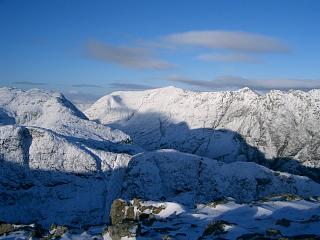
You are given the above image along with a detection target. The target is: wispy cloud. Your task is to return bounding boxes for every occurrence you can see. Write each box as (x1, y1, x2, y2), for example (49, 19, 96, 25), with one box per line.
(162, 30, 289, 53)
(71, 84, 103, 88)
(64, 90, 102, 103)
(167, 75, 320, 91)
(86, 40, 174, 70)
(197, 53, 262, 63)
(12, 81, 47, 86)
(109, 83, 156, 91)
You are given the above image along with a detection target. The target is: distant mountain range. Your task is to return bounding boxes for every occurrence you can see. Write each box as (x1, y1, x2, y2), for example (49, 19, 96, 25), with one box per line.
(1, 86, 320, 238)
(86, 86, 320, 181)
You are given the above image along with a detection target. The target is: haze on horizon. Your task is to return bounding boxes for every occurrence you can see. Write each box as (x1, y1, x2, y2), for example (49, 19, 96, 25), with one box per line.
(1, 0, 320, 103)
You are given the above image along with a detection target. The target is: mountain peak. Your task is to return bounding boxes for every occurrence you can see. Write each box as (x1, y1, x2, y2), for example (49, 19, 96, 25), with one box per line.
(157, 85, 184, 92)
(236, 87, 259, 94)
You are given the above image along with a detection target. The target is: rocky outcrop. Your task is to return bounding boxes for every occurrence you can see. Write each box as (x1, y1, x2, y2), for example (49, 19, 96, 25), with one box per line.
(103, 197, 320, 240)
(121, 150, 320, 205)
(104, 198, 167, 240)
(104, 199, 142, 240)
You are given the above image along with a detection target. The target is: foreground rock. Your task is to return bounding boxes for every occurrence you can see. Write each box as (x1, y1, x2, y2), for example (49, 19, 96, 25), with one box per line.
(104, 197, 320, 240)
(104, 198, 167, 240)
(1, 197, 320, 239)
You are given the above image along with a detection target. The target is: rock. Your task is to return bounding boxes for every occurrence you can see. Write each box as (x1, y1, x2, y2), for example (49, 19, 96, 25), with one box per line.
(104, 222, 140, 240)
(49, 225, 68, 239)
(237, 233, 267, 240)
(276, 218, 291, 227)
(30, 224, 46, 238)
(136, 203, 165, 215)
(206, 198, 229, 208)
(121, 150, 320, 205)
(132, 198, 142, 208)
(266, 228, 282, 237)
(110, 199, 129, 225)
(0, 223, 14, 235)
(106, 199, 141, 240)
(201, 220, 229, 237)
(109, 198, 161, 226)
(126, 206, 135, 221)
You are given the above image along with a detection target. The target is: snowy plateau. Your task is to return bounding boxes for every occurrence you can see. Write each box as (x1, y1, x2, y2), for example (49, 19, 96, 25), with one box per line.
(1, 86, 320, 240)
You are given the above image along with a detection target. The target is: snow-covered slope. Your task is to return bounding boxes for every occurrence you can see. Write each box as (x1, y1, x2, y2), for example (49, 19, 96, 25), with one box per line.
(1, 87, 320, 230)
(85, 86, 320, 179)
(0, 124, 140, 228)
(0, 88, 141, 227)
(2, 198, 320, 239)
(0, 88, 129, 142)
(122, 150, 320, 205)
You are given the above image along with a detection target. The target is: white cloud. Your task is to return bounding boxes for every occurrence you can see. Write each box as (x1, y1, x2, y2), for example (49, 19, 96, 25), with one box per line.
(167, 75, 320, 91)
(86, 40, 174, 70)
(163, 30, 289, 53)
(12, 81, 47, 86)
(109, 83, 156, 91)
(197, 53, 262, 63)
(71, 84, 103, 88)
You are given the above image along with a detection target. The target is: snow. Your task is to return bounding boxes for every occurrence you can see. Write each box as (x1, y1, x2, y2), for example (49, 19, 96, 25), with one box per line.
(0, 87, 130, 143)
(2, 198, 319, 239)
(137, 201, 185, 218)
(1, 86, 320, 237)
(122, 150, 320, 206)
(0, 88, 142, 227)
(85, 86, 320, 179)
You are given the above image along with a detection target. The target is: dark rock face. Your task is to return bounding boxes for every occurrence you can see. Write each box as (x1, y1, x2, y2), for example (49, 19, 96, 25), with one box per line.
(106, 223, 139, 240)
(106, 198, 168, 239)
(0, 224, 14, 235)
(107, 199, 140, 240)
(110, 199, 132, 225)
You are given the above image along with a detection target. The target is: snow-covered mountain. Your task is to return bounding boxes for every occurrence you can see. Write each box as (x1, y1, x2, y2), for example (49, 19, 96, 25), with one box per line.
(1, 86, 320, 232)
(85, 86, 320, 180)
(0, 88, 140, 227)
(0, 88, 129, 142)
(0, 124, 139, 228)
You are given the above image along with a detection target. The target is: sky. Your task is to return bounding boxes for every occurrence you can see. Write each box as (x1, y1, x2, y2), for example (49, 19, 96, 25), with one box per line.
(1, 0, 320, 102)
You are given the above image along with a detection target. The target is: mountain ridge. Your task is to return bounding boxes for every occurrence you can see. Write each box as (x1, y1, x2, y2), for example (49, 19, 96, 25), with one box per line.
(1, 86, 320, 230)
(85, 86, 320, 181)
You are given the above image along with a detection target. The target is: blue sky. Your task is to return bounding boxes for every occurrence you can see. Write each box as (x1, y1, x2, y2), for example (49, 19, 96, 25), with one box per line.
(1, 0, 320, 101)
